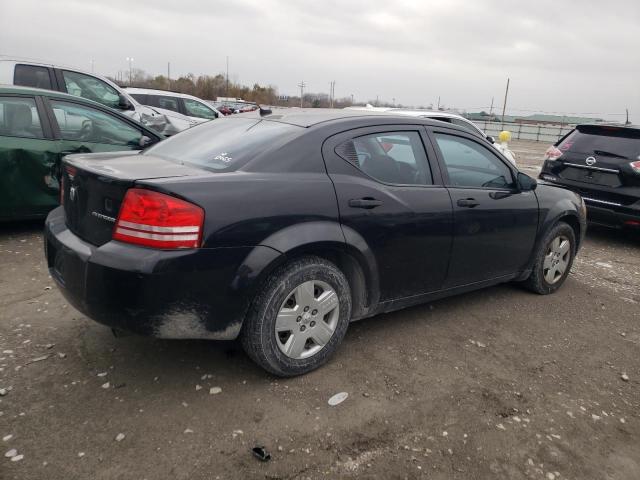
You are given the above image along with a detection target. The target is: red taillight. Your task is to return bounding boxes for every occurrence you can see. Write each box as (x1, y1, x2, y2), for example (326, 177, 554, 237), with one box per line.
(630, 161, 640, 174)
(545, 146, 563, 161)
(60, 175, 65, 205)
(113, 188, 204, 249)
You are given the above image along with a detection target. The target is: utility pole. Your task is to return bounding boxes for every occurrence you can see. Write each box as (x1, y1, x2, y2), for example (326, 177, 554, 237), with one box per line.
(226, 56, 230, 98)
(298, 80, 306, 108)
(167, 62, 171, 88)
(437, 96, 440, 110)
(126, 57, 134, 86)
(350, 93, 354, 105)
(489, 96, 494, 116)
(625, 108, 631, 125)
(501, 78, 510, 127)
(392, 97, 396, 106)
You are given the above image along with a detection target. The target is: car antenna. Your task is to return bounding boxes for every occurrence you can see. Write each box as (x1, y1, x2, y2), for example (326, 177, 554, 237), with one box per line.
(259, 105, 272, 116)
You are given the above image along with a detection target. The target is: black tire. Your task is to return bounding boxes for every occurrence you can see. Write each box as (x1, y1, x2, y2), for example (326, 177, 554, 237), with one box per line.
(240, 256, 352, 377)
(522, 222, 576, 295)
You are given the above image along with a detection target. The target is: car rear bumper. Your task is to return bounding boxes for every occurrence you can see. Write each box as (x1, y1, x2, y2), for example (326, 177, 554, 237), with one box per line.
(44, 206, 272, 340)
(539, 165, 640, 228)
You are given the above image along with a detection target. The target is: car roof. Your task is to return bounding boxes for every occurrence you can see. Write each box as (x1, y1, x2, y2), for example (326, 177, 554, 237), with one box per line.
(346, 105, 470, 121)
(0, 84, 107, 105)
(126, 87, 205, 101)
(259, 108, 450, 128)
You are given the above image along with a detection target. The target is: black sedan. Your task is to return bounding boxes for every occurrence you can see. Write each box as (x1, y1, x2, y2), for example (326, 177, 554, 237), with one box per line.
(45, 110, 586, 376)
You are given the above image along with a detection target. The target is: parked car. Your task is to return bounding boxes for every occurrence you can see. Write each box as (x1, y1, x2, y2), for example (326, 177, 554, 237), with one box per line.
(539, 124, 640, 229)
(212, 103, 234, 116)
(126, 88, 223, 122)
(45, 109, 586, 376)
(346, 105, 517, 164)
(0, 86, 163, 220)
(0, 56, 198, 136)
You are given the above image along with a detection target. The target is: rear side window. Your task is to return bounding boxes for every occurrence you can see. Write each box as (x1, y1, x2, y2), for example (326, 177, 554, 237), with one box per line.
(144, 118, 301, 172)
(0, 96, 44, 139)
(14, 64, 53, 90)
(147, 95, 180, 112)
(336, 131, 432, 185)
(558, 126, 640, 159)
(61, 70, 120, 109)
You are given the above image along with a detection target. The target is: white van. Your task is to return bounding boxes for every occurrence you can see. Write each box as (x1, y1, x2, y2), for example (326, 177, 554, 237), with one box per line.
(126, 88, 223, 122)
(0, 56, 198, 136)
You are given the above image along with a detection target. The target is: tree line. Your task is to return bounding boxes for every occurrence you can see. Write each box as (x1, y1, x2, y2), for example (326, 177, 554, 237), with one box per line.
(109, 68, 392, 108)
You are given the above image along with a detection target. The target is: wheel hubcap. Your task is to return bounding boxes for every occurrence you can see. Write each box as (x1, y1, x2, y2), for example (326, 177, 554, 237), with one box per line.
(275, 280, 340, 359)
(543, 235, 571, 284)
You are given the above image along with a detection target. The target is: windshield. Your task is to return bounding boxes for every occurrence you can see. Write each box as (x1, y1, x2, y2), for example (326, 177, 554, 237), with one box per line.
(143, 118, 302, 171)
(558, 126, 640, 159)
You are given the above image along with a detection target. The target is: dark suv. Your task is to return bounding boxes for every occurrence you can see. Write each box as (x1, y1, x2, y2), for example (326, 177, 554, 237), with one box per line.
(539, 124, 640, 229)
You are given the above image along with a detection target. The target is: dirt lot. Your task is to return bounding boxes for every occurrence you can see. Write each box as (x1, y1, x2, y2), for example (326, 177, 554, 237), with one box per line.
(1, 140, 639, 480)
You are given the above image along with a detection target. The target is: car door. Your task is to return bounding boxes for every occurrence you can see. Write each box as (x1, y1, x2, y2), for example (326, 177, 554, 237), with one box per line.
(0, 94, 61, 219)
(43, 98, 159, 159)
(428, 128, 538, 287)
(323, 126, 453, 303)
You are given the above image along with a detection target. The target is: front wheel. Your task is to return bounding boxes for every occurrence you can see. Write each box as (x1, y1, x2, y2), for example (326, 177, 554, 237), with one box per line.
(522, 222, 577, 295)
(240, 256, 351, 376)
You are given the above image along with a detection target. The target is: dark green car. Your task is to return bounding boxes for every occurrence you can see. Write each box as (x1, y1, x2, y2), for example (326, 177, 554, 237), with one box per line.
(0, 86, 164, 220)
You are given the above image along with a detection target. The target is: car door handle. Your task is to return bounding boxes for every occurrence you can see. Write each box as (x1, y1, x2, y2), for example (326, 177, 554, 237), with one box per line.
(349, 198, 383, 209)
(457, 198, 479, 208)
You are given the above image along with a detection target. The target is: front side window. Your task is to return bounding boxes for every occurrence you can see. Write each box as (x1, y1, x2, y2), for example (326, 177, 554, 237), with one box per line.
(0, 97, 44, 139)
(183, 98, 217, 119)
(50, 100, 142, 147)
(435, 133, 514, 189)
(61, 71, 120, 109)
(14, 65, 53, 90)
(336, 131, 432, 185)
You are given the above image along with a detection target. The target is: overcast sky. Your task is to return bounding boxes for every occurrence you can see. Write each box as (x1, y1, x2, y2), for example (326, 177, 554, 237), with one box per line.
(2, 0, 638, 121)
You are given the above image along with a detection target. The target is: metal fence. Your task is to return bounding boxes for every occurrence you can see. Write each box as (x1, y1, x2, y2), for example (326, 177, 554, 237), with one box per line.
(472, 120, 574, 143)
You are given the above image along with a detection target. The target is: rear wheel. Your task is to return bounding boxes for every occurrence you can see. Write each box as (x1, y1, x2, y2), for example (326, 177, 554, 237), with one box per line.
(241, 256, 351, 376)
(523, 222, 576, 294)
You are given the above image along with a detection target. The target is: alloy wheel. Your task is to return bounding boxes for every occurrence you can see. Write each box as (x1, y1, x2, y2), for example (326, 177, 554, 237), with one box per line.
(543, 235, 571, 284)
(275, 280, 340, 359)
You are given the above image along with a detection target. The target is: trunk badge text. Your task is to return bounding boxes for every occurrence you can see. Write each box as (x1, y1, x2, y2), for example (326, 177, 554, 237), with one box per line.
(91, 211, 116, 223)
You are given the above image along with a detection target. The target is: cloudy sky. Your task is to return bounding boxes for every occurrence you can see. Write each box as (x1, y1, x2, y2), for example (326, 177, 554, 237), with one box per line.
(2, 0, 639, 121)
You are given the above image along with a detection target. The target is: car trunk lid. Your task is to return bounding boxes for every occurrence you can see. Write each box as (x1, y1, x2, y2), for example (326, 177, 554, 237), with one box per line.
(62, 152, 207, 246)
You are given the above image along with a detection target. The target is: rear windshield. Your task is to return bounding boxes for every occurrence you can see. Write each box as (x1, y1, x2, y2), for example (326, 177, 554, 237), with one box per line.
(143, 118, 302, 171)
(558, 126, 640, 159)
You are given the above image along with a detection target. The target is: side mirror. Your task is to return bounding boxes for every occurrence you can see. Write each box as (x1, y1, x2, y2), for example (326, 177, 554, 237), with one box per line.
(517, 172, 537, 191)
(118, 94, 134, 111)
(139, 135, 153, 148)
(486, 135, 495, 144)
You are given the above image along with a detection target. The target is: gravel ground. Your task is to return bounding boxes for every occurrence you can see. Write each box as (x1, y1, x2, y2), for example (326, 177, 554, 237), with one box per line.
(1, 140, 639, 480)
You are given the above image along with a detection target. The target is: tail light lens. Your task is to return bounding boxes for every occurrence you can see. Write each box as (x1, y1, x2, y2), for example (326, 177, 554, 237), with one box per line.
(544, 146, 563, 161)
(60, 175, 65, 205)
(113, 188, 204, 249)
(630, 161, 640, 174)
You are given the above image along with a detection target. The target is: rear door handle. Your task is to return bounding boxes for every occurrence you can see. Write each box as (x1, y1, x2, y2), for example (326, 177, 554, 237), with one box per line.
(457, 198, 479, 208)
(349, 198, 383, 209)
